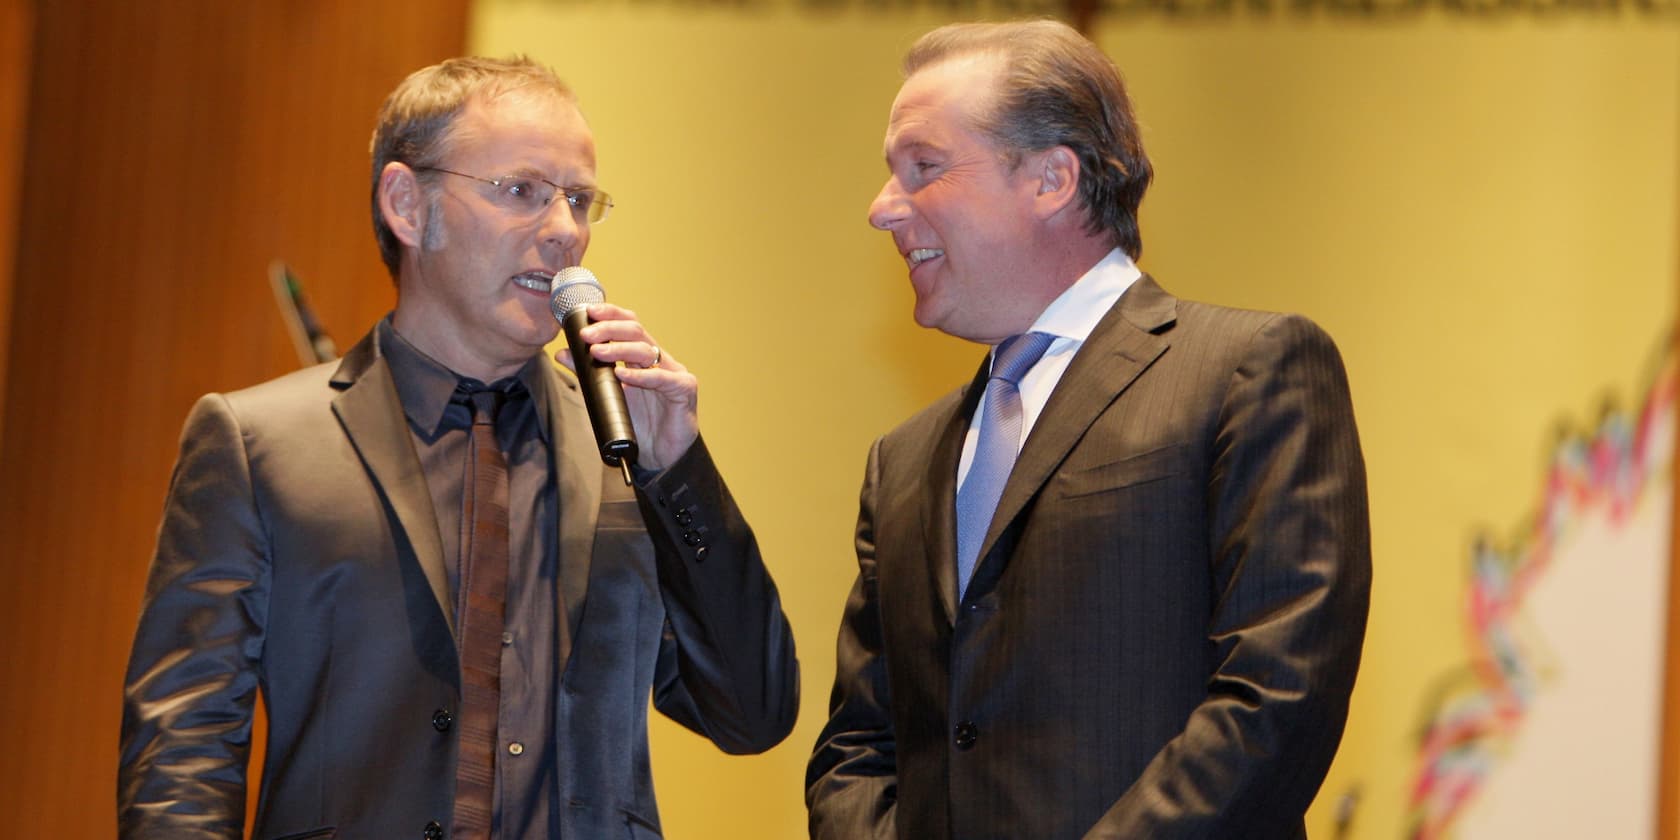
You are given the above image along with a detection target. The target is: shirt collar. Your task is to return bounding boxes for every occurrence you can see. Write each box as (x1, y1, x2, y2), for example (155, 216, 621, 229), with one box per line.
(377, 317, 551, 443)
(1025, 247, 1141, 345)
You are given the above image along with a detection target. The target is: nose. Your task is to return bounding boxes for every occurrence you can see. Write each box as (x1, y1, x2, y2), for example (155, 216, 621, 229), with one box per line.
(539, 198, 587, 262)
(867, 177, 908, 231)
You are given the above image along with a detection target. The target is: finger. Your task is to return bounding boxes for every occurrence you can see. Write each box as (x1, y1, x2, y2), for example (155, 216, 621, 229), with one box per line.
(578, 318, 653, 348)
(616, 365, 697, 399)
(591, 340, 681, 372)
(585, 301, 638, 323)
(577, 303, 646, 344)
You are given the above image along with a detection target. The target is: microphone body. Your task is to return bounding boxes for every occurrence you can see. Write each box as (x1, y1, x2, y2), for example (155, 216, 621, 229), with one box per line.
(551, 267, 638, 470)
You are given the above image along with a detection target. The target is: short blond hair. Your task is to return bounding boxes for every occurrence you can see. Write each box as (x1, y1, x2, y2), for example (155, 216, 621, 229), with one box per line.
(368, 56, 574, 279)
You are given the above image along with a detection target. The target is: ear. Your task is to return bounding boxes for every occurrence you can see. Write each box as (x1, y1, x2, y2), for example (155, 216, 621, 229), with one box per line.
(1030, 146, 1081, 221)
(377, 162, 427, 249)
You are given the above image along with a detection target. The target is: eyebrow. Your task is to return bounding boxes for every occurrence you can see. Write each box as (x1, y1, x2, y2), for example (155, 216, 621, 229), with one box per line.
(503, 166, 598, 190)
(883, 138, 939, 165)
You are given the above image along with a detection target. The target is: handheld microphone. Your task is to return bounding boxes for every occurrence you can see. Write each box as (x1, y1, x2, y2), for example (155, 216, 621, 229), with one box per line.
(550, 266, 638, 485)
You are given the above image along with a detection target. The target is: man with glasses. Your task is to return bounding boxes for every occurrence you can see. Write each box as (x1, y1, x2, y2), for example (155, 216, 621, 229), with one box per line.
(119, 56, 797, 840)
(807, 21, 1370, 839)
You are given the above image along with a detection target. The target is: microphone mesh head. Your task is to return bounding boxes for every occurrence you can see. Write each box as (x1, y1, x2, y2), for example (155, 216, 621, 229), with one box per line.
(550, 266, 605, 321)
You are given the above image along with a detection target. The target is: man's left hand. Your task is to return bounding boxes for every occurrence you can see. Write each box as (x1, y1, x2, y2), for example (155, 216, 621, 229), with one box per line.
(554, 301, 697, 472)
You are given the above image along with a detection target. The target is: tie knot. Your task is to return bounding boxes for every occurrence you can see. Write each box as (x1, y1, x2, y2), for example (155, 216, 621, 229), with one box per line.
(990, 332, 1055, 386)
(467, 389, 502, 423)
(453, 378, 525, 424)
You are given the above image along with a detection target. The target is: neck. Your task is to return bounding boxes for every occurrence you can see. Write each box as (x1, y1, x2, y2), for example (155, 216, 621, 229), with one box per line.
(978, 235, 1117, 344)
(390, 303, 530, 384)
(1041, 231, 1119, 288)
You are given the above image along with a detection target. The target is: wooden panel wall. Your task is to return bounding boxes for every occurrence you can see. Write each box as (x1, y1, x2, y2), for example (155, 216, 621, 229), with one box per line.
(0, 1, 466, 833)
(0, 0, 33, 446)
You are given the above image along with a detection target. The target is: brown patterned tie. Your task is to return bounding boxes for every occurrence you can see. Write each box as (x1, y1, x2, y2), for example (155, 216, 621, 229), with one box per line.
(451, 387, 509, 840)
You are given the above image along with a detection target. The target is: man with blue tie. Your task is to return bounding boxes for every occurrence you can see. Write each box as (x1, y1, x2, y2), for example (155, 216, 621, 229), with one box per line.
(807, 20, 1372, 839)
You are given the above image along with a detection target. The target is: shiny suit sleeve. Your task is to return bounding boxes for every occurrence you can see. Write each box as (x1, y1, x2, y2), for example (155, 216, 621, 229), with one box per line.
(641, 436, 801, 754)
(118, 393, 267, 840)
(1084, 313, 1371, 838)
(805, 436, 898, 840)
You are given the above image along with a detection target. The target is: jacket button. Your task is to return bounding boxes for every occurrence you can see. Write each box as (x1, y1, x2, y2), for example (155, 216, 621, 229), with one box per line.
(431, 709, 452, 732)
(676, 509, 694, 526)
(694, 546, 709, 563)
(423, 820, 444, 840)
(954, 721, 978, 750)
(682, 529, 703, 547)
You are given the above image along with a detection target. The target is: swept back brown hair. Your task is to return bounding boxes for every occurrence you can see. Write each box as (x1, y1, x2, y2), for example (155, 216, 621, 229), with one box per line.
(905, 21, 1152, 259)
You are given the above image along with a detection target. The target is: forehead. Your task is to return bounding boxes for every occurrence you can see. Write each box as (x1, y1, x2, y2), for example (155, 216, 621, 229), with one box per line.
(448, 90, 596, 174)
(883, 54, 1003, 154)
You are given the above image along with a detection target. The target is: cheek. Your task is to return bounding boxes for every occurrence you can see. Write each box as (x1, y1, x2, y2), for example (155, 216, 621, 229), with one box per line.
(910, 192, 950, 236)
(920, 185, 982, 238)
(481, 222, 535, 260)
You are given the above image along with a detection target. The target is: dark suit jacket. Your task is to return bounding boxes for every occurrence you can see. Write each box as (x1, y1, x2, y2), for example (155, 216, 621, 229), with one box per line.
(120, 327, 798, 840)
(807, 276, 1371, 840)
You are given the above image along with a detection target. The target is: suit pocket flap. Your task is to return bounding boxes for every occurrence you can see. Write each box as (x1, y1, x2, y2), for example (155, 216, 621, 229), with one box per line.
(1057, 443, 1187, 498)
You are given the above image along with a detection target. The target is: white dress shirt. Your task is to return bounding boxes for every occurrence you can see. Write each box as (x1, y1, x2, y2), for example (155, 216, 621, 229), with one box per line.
(957, 248, 1141, 488)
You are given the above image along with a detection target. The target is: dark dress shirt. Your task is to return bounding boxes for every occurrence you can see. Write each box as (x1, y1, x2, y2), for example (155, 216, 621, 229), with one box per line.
(380, 319, 560, 839)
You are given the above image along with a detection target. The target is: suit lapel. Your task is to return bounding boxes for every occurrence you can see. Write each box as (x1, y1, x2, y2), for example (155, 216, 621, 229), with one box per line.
(330, 332, 454, 639)
(536, 362, 599, 672)
(926, 365, 988, 625)
(969, 275, 1178, 593)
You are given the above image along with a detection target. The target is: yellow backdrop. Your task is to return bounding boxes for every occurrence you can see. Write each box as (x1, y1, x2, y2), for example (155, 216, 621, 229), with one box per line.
(472, 4, 1678, 837)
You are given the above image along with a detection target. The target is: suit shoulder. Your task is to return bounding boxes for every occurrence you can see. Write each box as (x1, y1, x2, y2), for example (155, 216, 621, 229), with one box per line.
(228, 360, 338, 410)
(178, 360, 341, 437)
(1171, 294, 1337, 341)
(1167, 297, 1346, 365)
(1161, 303, 1356, 424)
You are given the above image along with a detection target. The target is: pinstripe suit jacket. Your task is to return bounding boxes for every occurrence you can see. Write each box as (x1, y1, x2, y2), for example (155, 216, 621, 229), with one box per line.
(808, 275, 1371, 839)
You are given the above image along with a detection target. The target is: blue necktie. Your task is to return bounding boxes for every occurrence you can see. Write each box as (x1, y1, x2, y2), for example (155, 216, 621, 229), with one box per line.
(955, 332, 1055, 599)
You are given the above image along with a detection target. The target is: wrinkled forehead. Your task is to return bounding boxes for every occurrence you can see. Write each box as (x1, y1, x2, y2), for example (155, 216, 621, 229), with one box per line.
(478, 81, 577, 113)
(884, 53, 1003, 152)
(446, 89, 594, 165)
(454, 86, 584, 135)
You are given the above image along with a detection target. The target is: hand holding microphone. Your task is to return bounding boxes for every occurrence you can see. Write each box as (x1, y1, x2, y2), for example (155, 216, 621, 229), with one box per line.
(551, 267, 698, 483)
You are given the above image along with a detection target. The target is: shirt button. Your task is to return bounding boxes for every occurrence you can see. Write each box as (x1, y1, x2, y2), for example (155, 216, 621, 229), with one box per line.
(431, 709, 452, 732)
(507, 741, 524, 756)
(954, 721, 978, 751)
(501, 631, 513, 646)
(423, 820, 444, 840)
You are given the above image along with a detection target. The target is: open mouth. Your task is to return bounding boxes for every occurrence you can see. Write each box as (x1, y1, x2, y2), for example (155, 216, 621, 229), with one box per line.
(907, 248, 944, 269)
(513, 271, 553, 293)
